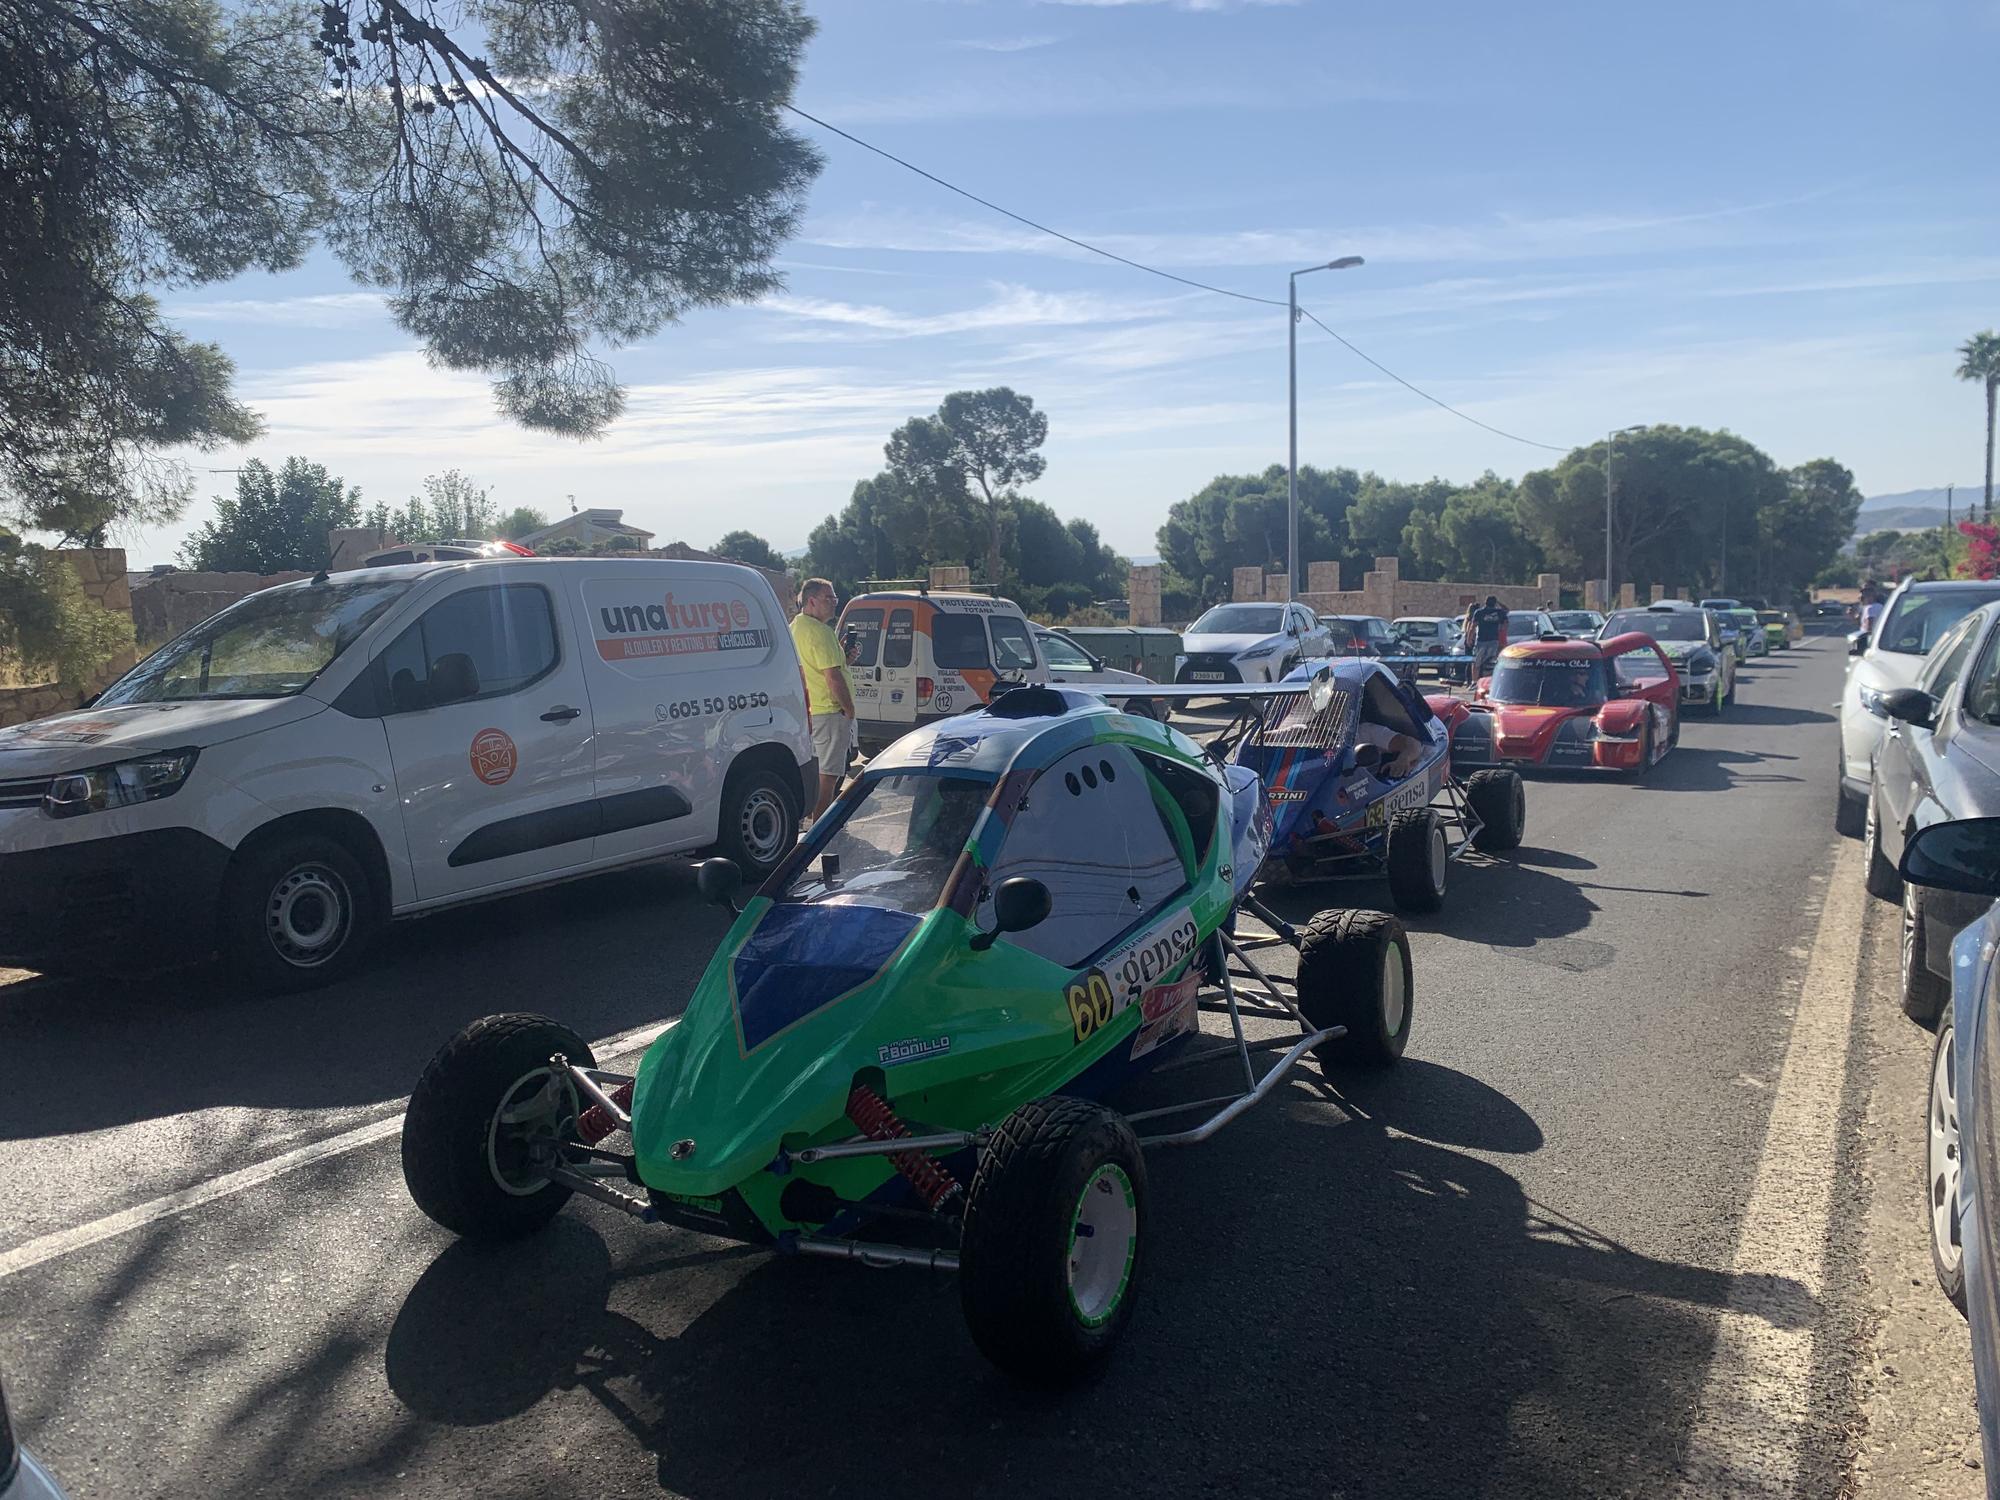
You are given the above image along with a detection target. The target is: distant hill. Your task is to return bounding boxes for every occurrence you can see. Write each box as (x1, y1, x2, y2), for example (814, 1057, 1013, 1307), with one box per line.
(1855, 485, 1985, 538)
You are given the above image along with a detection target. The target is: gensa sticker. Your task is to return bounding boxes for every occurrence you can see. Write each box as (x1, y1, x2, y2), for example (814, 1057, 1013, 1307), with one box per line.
(470, 727, 517, 785)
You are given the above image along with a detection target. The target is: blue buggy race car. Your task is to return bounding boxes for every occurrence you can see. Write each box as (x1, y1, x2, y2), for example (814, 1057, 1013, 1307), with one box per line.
(1145, 660, 1526, 913)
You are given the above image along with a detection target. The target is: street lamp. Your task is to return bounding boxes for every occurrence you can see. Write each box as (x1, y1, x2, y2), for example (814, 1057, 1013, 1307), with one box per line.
(1288, 256, 1365, 597)
(1604, 425, 1644, 604)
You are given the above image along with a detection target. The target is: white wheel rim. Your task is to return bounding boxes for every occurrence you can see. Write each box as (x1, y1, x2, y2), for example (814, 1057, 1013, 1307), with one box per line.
(486, 1066, 580, 1197)
(1427, 823, 1447, 892)
(739, 787, 789, 864)
(1379, 942, 1408, 1038)
(1931, 1027, 1963, 1276)
(1068, 1163, 1138, 1327)
(266, 863, 352, 968)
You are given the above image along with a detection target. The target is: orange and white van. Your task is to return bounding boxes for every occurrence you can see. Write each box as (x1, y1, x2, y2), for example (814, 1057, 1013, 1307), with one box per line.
(836, 591, 1045, 755)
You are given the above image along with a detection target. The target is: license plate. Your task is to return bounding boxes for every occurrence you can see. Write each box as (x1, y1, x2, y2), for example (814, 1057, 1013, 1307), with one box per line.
(1192, 671, 1223, 681)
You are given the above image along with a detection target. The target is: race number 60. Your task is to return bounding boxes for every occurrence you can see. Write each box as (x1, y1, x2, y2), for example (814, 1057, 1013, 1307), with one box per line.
(1066, 970, 1116, 1043)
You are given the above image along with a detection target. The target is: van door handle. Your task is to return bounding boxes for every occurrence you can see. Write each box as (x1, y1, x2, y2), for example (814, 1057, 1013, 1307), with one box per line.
(540, 705, 582, 722)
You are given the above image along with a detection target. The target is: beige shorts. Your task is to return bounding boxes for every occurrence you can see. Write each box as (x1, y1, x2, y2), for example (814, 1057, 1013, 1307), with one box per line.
(811, 714, 856, 778)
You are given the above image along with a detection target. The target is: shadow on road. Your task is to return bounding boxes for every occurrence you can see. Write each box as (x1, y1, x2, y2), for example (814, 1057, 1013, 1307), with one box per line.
(1635, 746, 1801, 794)
(373, 1059, 1808, 1498)
(1716, 702, 1833, 728)
(0, 860, 730, 1139)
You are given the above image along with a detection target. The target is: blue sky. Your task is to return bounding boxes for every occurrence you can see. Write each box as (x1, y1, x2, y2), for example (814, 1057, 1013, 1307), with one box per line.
(138, 0, 2000, 568)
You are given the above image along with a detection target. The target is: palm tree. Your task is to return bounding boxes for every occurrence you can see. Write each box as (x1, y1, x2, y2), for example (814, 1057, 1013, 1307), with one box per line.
(1958, 331, 2000, 521)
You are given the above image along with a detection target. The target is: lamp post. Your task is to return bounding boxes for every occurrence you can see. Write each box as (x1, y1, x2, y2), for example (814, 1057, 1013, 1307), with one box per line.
(1288, 255, 1365, 597)
(1604, 425, 1644, 605)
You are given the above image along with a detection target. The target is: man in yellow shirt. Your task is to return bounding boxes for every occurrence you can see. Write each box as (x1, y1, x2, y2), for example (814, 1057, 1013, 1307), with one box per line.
(791, 578, 856, 818)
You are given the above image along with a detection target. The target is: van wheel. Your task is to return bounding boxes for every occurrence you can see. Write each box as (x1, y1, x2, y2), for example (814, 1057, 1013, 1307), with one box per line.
(717, 764, 799, 878)
(220, 833, 377, 994)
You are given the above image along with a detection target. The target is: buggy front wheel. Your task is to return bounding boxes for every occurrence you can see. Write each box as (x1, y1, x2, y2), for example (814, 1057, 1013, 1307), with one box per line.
(1295, 909, 1414, 1068)
(959, 1097, 1146, 1384)
(402, 1013, 595, 1241)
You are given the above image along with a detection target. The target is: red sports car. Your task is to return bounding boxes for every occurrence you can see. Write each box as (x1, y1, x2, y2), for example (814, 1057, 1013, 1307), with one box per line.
(1446, 632, 1680, 774)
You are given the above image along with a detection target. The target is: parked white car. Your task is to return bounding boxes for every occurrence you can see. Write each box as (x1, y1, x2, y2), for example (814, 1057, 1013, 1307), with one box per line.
(1837, 578, 2000, 836)
(1033, 628, 1160, 716)
(0, 557, 814, 991)
(1174, 602, 1330, 684)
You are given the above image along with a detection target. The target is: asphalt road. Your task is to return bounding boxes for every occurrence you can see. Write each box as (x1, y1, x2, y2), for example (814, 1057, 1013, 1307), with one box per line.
(0, 638, 1922, 1498)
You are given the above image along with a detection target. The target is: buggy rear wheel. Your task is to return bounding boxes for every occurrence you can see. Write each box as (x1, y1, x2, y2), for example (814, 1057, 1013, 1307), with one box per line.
(402, 1013, 595, 1241)
(1385, 808, 1447, 913)
(1464, 768, 1526, 851)
(959, 1096, 1146, 1384)
(1295, 909, 1414, 1068)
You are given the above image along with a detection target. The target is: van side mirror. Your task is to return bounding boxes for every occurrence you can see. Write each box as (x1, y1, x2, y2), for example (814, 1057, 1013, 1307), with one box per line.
(1903, 817, 2000, 896)
(970, 876, 1052, 951)
(1848, 631, 1868, 658)
(429, 652, 481, 706)
(697, 856, 744, 912)
(1880, 687, 1937, 731)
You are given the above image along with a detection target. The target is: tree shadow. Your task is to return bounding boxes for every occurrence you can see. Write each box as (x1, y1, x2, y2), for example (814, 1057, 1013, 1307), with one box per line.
(0, 860, 732, 1140)
(378, 1061, 1809, 1498)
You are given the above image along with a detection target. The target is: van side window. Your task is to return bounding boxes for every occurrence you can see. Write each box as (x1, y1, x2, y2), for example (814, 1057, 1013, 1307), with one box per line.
(884, 609, 915, 669)
(989, 615, 1037, 672)
(844, 608, 884, 668)
(933, 615, 990, 670)
(982, 743, 1187, 967)
(378, 584, 559, 712)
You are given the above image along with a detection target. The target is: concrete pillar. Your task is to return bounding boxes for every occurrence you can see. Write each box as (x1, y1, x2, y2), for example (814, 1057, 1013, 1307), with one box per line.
(1535, 572, 1562, 607)
(1583, 579, 1605, 612)
(1128, 564, 1162, 627)
(1618, 583, 1638, 609)
(1305, 560, 1342, 595)
(1362, 567, 1395, 620)
(1264, 573, 1292, 602)
(1232, 566, 1265, 602)
(1373, 555, 1402, 584)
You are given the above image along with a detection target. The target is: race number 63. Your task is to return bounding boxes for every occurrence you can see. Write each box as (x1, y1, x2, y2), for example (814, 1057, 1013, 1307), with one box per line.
(1066, 970, 1116, 1043)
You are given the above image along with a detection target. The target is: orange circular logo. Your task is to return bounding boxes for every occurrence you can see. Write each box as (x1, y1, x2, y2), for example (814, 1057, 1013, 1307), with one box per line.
(470, 728, 517, 786)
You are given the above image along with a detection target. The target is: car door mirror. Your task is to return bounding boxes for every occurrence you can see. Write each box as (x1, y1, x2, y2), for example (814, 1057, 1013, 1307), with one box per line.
(971, 876, 1052, 951)
(697, 856, 744, 912)
(1849, 631, 1869, 657)
(428, 652, 481, 706)
(1880, 687, 1937, 730)
(1902, 817, 2000, 896)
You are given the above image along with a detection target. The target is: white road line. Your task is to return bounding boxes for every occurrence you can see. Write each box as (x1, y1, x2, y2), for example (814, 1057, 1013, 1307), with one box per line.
(1675, 836, 1866, 1498)
(0, 1017, 675, 1282)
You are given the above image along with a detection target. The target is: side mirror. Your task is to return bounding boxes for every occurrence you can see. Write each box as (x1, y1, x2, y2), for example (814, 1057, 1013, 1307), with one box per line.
(970, 876, 1052, 951)
(1879, 687, 1938, 731)
(1848, 632, 1869, 658)
(697, 856, 744, 912)
(1903, 817, 2000, 896)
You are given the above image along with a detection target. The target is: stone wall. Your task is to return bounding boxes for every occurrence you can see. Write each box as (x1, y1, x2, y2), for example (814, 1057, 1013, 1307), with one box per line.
(1128, 564, 1162, 627)
(0, 548, 139, 729)
(1237, 554, 1564, 621)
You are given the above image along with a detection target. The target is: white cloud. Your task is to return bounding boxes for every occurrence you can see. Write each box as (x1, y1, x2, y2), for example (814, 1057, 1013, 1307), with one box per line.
(167, 292, 390, 328)
(1036, 0, 1300, 9)
(946, 34, 1060, 51)
(759, 283, 1192, 339)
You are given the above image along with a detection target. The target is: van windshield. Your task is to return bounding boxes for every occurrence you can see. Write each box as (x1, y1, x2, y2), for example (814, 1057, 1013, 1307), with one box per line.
(97, 576, 416, 704)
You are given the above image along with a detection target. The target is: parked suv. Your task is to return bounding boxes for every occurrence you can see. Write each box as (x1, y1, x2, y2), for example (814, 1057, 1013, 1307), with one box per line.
(0, 558, 814, 991)
(1837, 578, 2000, 836)
(1175, 602, 1330, 684)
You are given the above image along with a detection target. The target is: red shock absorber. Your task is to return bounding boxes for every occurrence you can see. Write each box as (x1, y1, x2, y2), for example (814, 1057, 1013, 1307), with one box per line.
(845, 1083, 961, 1211)
(577, 1081, 634, 1145)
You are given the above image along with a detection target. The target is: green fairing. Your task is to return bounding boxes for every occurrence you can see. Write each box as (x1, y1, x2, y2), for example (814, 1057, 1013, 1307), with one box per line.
(628, 716, 1234, 1235)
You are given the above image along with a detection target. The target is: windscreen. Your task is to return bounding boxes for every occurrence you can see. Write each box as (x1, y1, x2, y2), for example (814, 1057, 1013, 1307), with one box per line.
(1488, 655, 1611, 707)
(1507, 612, 1546, 637)
(1603, 610, 1707, 643)
(780, 772, 993, 915)
(1191, 605, 1282, 635)
(1876, 587, 2000, 655)
(1549, 612, 1599, 633)
(97, 576, 415, 704)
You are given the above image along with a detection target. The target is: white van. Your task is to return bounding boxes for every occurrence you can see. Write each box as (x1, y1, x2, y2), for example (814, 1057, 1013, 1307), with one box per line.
(0, 558, 813, 991)
(837, 590, 1159, 755)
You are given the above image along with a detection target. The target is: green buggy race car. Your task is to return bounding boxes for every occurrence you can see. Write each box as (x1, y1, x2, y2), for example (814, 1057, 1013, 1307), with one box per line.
(400, 682, 1417, 1383)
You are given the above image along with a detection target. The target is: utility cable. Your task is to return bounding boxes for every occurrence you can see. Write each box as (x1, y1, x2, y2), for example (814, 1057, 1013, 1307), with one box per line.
(783, 102, 1576, 454)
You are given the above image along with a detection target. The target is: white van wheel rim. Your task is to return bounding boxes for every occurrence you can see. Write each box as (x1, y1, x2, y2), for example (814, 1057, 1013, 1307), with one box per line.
(1380, 943, 1407, 1037)
(267, 863, 352, 967)
(1068, 1163, 1138, 1326)
(738, 787, 788, 864)
(1931, 1027, 1963, 1274)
